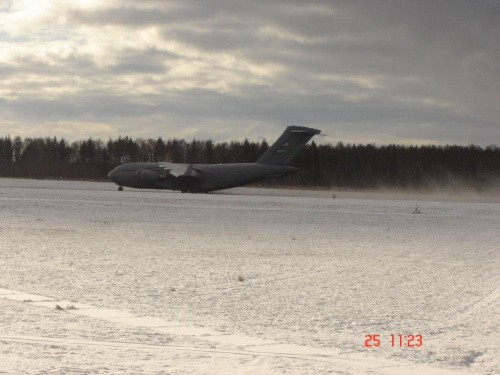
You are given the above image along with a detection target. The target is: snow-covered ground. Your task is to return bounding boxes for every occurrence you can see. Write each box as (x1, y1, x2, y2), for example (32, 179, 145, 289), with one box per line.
(0, 178, 498, 374)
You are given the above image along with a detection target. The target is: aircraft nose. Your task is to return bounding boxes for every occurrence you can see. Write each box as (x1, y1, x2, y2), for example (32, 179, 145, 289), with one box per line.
(108, 169, 117, 182)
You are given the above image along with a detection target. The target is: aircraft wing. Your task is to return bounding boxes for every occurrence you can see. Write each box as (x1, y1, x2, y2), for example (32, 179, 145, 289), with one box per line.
(160, 163, 201, 178)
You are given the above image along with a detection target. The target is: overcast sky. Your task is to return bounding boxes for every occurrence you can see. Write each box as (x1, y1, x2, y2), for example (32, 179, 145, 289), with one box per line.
(0, 0, 498, 146)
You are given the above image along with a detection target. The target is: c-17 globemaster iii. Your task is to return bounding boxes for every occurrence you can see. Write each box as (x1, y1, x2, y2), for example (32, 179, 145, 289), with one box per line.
(108, 125, 321, 193)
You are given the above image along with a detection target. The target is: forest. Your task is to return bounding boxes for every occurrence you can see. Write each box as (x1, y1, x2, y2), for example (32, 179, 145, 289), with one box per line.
(0, 135, 499, 191)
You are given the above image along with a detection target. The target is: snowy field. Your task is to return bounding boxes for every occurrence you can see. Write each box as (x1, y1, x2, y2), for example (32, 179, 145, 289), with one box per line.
(0, 178, 498, 375)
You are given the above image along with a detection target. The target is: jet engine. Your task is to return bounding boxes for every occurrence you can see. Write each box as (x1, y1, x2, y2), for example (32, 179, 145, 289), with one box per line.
(136, 169, 161, 182)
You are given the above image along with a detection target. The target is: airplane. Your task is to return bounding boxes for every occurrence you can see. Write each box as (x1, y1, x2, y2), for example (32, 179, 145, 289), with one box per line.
(108, 125, 321, 193)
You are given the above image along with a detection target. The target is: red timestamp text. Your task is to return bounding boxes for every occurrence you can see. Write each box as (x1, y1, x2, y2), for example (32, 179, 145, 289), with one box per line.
(364, 334, 423, 347)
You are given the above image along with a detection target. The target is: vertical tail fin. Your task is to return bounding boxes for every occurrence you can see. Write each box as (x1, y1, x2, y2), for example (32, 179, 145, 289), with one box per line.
(257, 125, 321, 165)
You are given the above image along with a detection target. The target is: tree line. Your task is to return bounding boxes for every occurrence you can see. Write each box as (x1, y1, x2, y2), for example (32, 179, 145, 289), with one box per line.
(0, 135, 498, 191)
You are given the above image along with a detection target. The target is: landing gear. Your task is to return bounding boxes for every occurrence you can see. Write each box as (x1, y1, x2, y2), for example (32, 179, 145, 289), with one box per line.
(118, 186, 123, 191)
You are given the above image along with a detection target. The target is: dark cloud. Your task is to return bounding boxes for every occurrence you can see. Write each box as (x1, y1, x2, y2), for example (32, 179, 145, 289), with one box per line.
(108, 48, 176, 74)
(68, 7, 181, 27)
(164, 28, 260, 52)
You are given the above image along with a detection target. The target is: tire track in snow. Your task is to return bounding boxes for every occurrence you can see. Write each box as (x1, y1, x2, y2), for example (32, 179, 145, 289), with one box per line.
(182, 265, 336, 299)
(0, 287, 467, 375)
(461, 285, 500, 318)
(0, 334, 466, 375)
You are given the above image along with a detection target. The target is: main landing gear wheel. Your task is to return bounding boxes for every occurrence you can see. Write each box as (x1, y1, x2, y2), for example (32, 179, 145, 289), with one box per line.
(118, 186, 123, 191)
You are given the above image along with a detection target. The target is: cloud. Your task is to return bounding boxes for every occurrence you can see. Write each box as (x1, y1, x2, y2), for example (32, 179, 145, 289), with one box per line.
(0, 0, 498, 146)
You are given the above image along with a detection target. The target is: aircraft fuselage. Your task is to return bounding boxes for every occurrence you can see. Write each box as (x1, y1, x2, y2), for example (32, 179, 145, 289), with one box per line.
(108, 162, 300, 193)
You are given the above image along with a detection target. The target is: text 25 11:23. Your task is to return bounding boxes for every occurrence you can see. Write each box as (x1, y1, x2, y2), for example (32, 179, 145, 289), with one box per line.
(365, 334, 423, 347)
